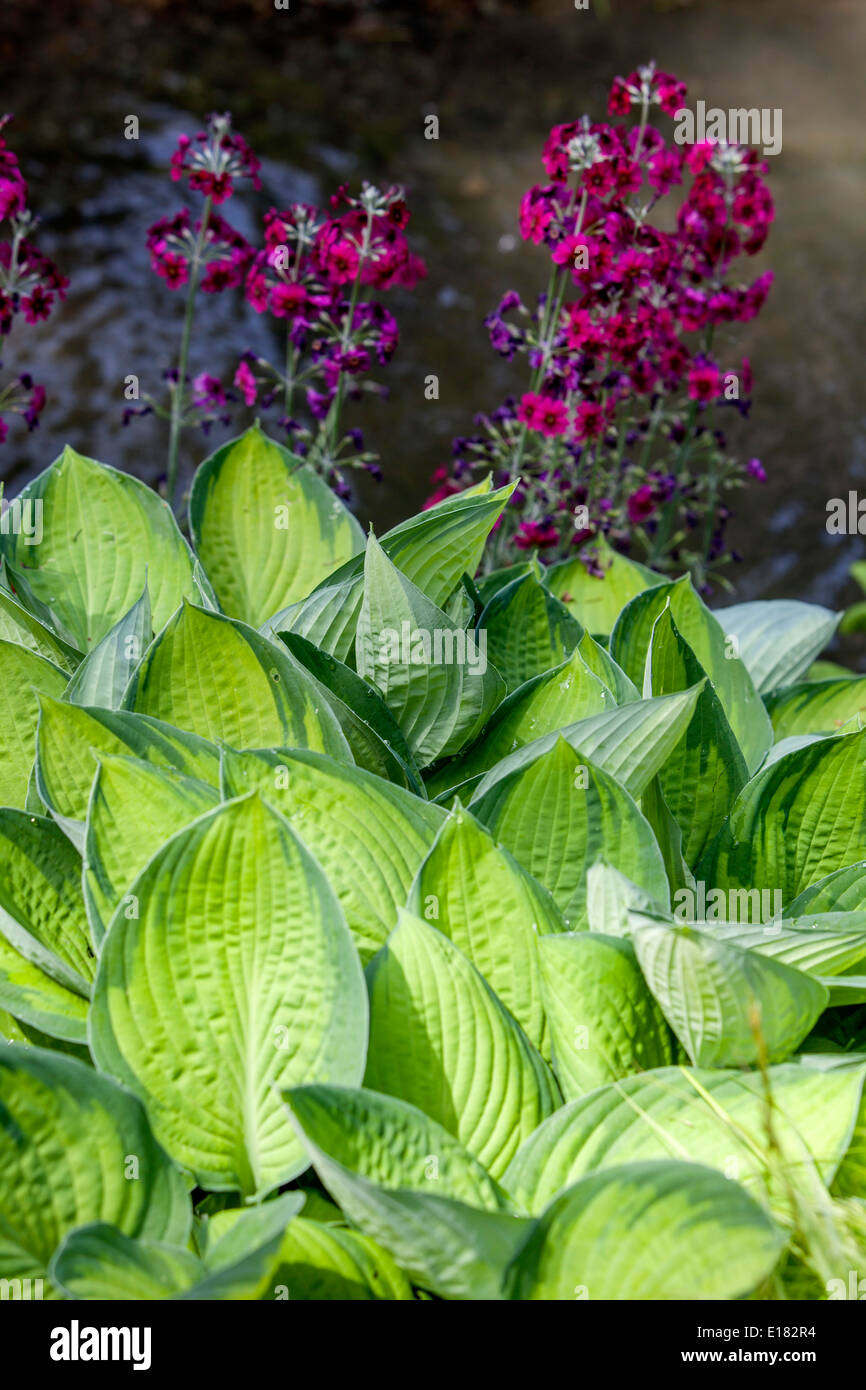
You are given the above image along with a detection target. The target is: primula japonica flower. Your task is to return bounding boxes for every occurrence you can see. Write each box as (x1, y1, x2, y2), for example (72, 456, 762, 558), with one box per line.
(169, 112, 262, 204)
(627, 485, 657, 524)
(432, 62, 774, 583)
(514, 519, 561, 550)
(146, 210, 252, 292)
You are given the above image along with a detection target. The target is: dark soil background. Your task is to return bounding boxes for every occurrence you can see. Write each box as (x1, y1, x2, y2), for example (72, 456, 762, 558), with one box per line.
(1, 0, 865, 630)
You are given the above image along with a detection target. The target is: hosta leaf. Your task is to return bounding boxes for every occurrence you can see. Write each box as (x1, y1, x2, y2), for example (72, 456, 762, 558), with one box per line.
(424, 644, 616, 799)
(575, 629, 640, 703)
(704, 727, 866, 907)
(469, 738, 669, 925)
(468, 686, 702, 804)
(189, 424, 364, 628)
(0, 810, 93, 995)
(89, 794, 368, 1197)
(0, 639, 68, 808)
(478, 567, 583, 693)
(63, 585, 152, 710)
(585, 862, 668, 937)
(407, 803, 565, 1056)
(0, 1045, 190, 1290)
(538, 932, 675, 1099)
(0, 588, 80, 671)
(50, 1223, 201, 1301)
(83, 754, 220, 946)
(786, 862, 866, 915)
(0, 935, 89, 1043)
(630, 918, 828, 1067)
(504, 1159, 784, 1300)
(355, 534, 505, 766)
(183, 1192, 307, 1300)
(0, 446, 198, 649)
(286, 1084, 528, 1300)
(766, 676, 866, 739)
(277, 629, 424, 793)
(364, 910, 560, 1178)
(718, 600, 839, 696)
(35, 694, 221, 849)
(645, 605, 748, 866)
(221, 747, 445, 963)
(700, 912, 866, 980)
(547, 537, 665, 636)
(611, 574, 772, 775)
(123, 602, 351, 759)
(269, 480, 515, 665)
(503, 1062, 865, 1216)
(266, 1217, 414, 1300)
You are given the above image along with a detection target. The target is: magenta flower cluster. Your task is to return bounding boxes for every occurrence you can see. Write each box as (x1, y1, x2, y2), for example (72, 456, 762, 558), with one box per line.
(0, 116, 67, 444)
(430, 62, 775, 584)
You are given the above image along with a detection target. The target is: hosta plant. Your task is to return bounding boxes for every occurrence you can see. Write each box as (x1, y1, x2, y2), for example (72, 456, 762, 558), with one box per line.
(2, 424, 866, 1301)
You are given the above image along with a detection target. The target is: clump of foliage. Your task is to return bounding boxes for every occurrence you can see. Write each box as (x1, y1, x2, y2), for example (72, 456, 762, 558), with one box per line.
(1, 424, 866, 1300)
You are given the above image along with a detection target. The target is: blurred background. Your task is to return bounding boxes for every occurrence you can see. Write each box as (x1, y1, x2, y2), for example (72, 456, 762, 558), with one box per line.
(1, 0, 864, 616)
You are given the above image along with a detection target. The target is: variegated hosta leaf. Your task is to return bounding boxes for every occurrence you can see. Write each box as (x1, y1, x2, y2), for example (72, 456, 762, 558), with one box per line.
(700, 912, 866, 980)
(786, 862, 866, 915)
(766, 675, 866, 739)
(424, 644, 616, 799)
(364, 910, 560, 1179)
(63, 586, 152, 710)
(576, 629, 640, 703)
(478, 566, 583, 693)
(644, 604, 748, 867)
(503, 1063, 866, 1217)
(355, 534, 504, 766)
(504, 1159, 784, 1300)
(0, 446, 199, 650)
(89, 794, 368, 1197)
(221, 746, 445, 964)
(611, 573, 772, 775)
(537, 932, 676, 1099)
(269, 479, 515, 665)
(123, 602, 352, 759)
(0, 639, 68, 808)
(546, 536, 666, 636)
(286, 1083, 528, 1300)
(630, 918, 827, 1067)
(0, 1045, 190, 1291)
(35, 694, 221, 850)
(83, 754, 220, 946)
(265, 1216, 414, 1300)
(407, 802, 566, 1057)
(470, 737, 669, 927)
(704, 726, 866, 907)
(0, 809, 93, 995)
(717, 600, 839, 696)
(188, 424, 364, 628)
(0, 588, 80, 671)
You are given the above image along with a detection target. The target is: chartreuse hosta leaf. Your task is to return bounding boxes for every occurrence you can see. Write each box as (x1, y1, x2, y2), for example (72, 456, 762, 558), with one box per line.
(51, 1192, 307, 1301)
(574, 629, 639, 702)
(537, 933, 676, 1099)
(277, 629, 424, 794)
(424, 644, 616, 799)
(546, 536, 666, 636)
(63, 585, 151, 710)
(700, 912, 866, 980)
(123, 602, 352, 759)
(0, 1046, 190, 1292)
(83, 755, 220, 946)
(504, 1159, 784, 1301)
(356, 534, 504, 766)
(478, 566, 583, 693)
(787, 861, 866, 915)
(89, 794, 368, 1197)
(0, 446, 199, 650)
(717, 600, 839, 696)
(611, 574, 772, 775)
(364, 910, 560, 1178)
(0, 639, 68, 808)
(469, 738, 669, 926)
(0, 588, 80, 671)
(221, 746, 445, 963)
(766, 676, 866, 739)
(585, 863, 669, 937)
(704, 727, 866, 907)
(503, 1062, 866, 1217)
(630, 917, 828, 1067)
(644, 605, 748, 867)
(269, 478, 515, 664)
(468, 686, 701, 805)
(265, 1216, 414, 1300)
(189, 423, 364, 628)
(406, 803, 565, 1057)
(35, 694, 221, 849)
(0, 810, 93, 996)
(285, 1084, 528, 1300)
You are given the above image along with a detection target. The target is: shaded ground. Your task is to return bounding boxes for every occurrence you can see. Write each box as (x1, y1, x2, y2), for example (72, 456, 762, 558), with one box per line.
(1, 0, 865, 636)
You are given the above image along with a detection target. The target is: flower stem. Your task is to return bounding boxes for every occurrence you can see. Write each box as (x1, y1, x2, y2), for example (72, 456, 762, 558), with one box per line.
(166, 194, 213, 512)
